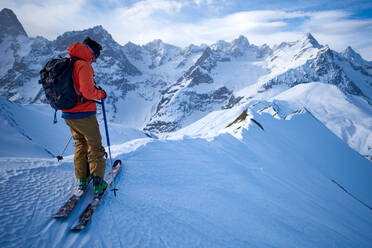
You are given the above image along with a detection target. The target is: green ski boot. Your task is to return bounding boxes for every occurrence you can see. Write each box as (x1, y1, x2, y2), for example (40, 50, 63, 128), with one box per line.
(78, 177, 91, 190)
(93, 176, 108, 197)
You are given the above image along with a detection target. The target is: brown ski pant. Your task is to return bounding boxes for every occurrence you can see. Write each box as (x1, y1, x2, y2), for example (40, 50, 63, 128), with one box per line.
(64, 115, 106, 178)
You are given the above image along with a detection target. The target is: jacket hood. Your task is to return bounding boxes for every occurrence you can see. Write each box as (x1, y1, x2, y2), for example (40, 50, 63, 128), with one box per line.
(67, 42, 93, 62)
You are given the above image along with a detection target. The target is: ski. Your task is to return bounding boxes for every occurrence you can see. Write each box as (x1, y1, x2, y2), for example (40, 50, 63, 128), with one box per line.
(53, 180, 92, 218)
(71, 160, 122, 231)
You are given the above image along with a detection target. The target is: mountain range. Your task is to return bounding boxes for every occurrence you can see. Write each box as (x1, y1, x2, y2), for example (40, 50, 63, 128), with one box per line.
(0, 7, 371, 161)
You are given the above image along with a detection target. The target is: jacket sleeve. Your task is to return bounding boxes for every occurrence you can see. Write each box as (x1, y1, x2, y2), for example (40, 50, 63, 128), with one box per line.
(76, 62, 106, 100)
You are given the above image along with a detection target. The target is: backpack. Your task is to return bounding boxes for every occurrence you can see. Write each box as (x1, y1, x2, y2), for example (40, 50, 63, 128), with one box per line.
(39, 57, 82, 122)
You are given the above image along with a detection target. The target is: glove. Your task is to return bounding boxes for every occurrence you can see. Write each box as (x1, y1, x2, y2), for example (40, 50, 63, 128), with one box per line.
(96, 86, 107, 99)
(101, 89, 107, 99)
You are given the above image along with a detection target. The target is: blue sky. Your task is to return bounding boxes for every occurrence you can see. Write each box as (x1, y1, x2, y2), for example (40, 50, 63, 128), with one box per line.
(1, 0, 372, 59)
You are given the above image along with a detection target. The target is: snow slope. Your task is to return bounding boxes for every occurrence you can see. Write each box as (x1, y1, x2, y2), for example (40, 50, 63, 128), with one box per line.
(269, 82, 372, 161)
(0, 97, 69, 158)
(0, 102, 371, 248)
(0, 97, 148, 159)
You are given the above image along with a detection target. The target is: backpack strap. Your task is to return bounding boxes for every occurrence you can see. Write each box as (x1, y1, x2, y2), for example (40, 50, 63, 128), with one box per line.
(70, 57, 88, 104)
(70, 57, 102, 105)
(53, 109, 58, 124)
(70, 57, 83, 96)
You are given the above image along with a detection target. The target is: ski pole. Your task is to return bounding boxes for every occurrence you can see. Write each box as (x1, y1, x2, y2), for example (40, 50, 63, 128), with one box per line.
(101, 99, 118, 196)
(57, 136, 73, 161)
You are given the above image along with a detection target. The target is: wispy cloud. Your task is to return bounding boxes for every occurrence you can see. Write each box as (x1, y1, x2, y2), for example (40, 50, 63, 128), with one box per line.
(193, 0, 216, 5)
(1, 0, 371, 59)
(300, 10, 372, 58)
(1, 0, 89, 37)
(302, 10, 372, 34)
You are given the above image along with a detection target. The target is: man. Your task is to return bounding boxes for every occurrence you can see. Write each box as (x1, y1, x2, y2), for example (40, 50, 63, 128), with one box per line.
(62, 37, 107, 196)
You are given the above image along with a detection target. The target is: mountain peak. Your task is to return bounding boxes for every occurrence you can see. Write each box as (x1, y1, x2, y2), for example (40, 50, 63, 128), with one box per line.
(54, 25, 114, 51)
(302, 32, 321, 49)
(146, 39, 164, 46)
(343, 46, 358, 56)
(232, 35, 249, 47)
(124, 41, 140, 48)
(234, 35, 249, 43)
(144, 39, 181, 54)
(144, 39, 167, 50)
(211, 40, 230, 52)
(90, 25, 110, 35)
(230, 35, 251, 57)
(342, 46, 366, 64)
(183, 44, 205, 54)
(0, 8, 27, 38)
(84, 25, 112, 40)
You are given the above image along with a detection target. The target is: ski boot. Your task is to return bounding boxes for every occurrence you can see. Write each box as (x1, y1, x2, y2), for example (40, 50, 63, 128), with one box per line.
(78, 176, 91, 190)
(93, 175, 108, 198)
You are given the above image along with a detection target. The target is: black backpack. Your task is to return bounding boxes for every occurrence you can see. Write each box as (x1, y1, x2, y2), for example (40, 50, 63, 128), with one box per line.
(39, 57, 82, 122)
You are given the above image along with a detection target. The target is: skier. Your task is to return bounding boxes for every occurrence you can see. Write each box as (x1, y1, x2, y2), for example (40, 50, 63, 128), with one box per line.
(62, 37, 108, 196)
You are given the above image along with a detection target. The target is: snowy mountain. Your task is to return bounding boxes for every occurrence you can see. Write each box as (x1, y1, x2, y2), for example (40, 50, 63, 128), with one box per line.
(0, 6, 371, 162)
(0, 8, 26, 39)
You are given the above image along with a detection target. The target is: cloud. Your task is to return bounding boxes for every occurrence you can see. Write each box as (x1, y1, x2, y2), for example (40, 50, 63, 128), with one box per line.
(104, 9, 308, 48)
(95, 0, 187, 45)
(117, 0, 184, 16)
(193, 0, 215, 5)
(300, 10, 372, 59)
(302, 10, 372, 34)
(1, 0, 371, 60)
(101, 9, 308, 47)
(1, 0, 88, 38)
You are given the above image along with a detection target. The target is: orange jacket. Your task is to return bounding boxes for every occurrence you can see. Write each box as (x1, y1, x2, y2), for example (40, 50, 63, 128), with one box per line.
(62, 42, 106, 113)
